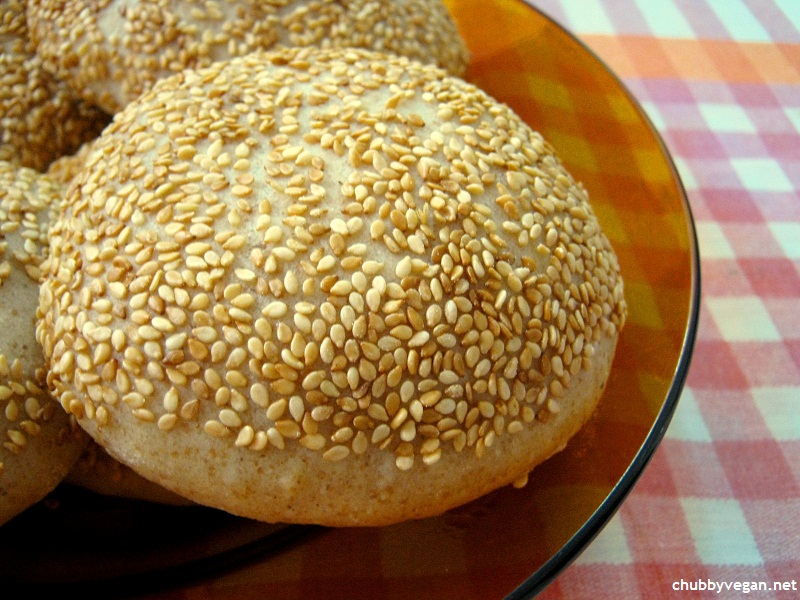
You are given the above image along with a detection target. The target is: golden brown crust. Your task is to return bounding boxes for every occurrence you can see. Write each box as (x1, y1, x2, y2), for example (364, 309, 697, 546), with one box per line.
(0, 0, 110, 172)
(27, 0, 469, 114)
(37, 47, 626, 526)
(0, 160, 87, 525)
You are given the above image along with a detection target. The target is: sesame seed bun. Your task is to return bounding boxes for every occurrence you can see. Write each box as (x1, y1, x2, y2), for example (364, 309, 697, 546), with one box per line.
(0, 0, 109, 172)
(37, 47, 626, 526)
(0, 160, 87, 525)
(26, 0, 469, 114)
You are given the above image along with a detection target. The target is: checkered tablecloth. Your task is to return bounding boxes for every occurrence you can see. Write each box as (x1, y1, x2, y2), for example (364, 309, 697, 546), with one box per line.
(532, 0, 800, 597)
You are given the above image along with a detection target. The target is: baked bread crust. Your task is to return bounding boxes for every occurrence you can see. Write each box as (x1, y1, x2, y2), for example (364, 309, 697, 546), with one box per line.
(37, 47, 626, 526)
(27, 0, 469, 114)
(0, 0, 109, 171)
(65, 440, 194, 505)
(0, 161, 87, 525)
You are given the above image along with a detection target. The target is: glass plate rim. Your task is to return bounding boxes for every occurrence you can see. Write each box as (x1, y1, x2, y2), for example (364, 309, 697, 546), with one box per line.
(503, 2, 702, 597)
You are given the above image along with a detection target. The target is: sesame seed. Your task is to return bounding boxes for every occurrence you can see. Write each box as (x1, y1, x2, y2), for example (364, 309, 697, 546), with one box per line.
(323, 445, 350, 462)
(300, 434, 326, 451)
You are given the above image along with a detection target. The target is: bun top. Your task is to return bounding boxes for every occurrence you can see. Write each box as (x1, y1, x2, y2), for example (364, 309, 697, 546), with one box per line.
(27, 0, 469, 113)
(38, 47, 625, 475)
(0, 0, 109, 171)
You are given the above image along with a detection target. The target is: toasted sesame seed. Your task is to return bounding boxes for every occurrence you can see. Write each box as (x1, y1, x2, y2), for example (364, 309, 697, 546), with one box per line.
(323, 445, 350, 462)
(300, 434, 326, 451)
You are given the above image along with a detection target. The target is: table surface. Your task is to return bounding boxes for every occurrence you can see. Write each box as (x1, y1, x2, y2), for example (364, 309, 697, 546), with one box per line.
(121, 1, 798, 598)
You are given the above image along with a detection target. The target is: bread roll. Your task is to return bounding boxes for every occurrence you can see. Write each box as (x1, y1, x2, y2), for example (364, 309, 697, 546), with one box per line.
(37, 47, 626, 526)
(0, 0, 109, 172)
(27, 0, 469, 114)
(0, 160, 87, 525)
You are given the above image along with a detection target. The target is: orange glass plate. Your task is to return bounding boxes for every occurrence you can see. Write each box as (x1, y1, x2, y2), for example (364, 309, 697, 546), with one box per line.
(0, 1, 699, 598)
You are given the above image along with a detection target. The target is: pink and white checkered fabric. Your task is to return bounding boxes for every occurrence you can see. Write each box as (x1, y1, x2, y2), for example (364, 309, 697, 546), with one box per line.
(531, 0, 800, 597)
